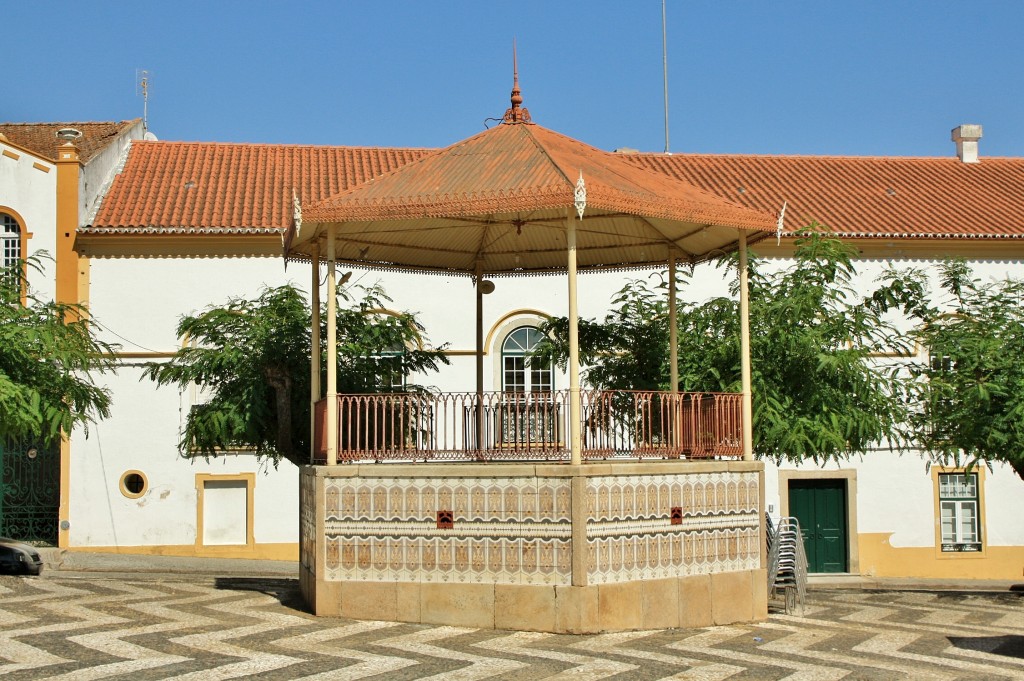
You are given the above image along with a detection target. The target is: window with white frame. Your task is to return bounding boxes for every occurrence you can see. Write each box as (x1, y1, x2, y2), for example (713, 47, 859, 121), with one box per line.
(1, 213, 21, 296)
(501, 326, 552, 393)
(2, 213, 20, 266)
(371, 348, 407, 392)
(938, 472, 981, 552)
(497, 326, 557, 447)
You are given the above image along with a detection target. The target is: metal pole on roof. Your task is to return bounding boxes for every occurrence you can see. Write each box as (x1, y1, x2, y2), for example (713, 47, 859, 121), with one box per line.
(662, 0, 670, 153)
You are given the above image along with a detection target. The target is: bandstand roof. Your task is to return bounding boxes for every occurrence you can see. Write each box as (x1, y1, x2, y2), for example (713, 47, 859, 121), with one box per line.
(287, 88, 776, 276)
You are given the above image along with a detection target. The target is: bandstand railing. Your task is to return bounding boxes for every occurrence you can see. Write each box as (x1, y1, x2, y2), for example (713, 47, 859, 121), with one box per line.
(313, 390, 742, 463)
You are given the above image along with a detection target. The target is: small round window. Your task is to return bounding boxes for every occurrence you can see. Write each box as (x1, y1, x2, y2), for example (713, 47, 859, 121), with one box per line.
(119, 470, 148, 498)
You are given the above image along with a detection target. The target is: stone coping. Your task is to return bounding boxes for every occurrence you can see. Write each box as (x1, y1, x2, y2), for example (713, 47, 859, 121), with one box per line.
(306, 460, 762, 478)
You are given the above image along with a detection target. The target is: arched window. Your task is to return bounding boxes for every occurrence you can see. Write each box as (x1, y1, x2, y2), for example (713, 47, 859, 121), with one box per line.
(1, 213, 21, 297)
(1, 213, 20, 269)
(501, 326, 552, 393)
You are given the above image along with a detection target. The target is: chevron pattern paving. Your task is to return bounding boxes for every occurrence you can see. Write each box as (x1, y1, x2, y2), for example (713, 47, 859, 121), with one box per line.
(1, 575, 1022, 680)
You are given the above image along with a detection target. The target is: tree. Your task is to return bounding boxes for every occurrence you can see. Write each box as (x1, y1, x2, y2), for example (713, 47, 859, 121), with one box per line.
(907, 261, 1024, 480)
(536, 228, 924, 465)
(0, 254, 116, 447)
(143, 282, 448, 467)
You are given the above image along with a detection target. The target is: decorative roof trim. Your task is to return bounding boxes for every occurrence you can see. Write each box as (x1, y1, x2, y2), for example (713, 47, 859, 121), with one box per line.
(789, 231, 1024, 240)
(78, 225, 286, 235)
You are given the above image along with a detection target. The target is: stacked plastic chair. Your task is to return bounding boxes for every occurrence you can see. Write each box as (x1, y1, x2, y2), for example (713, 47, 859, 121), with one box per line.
(766, 514, 808, 614)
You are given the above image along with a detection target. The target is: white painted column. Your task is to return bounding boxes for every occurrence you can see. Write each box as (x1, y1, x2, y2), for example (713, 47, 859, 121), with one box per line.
(567, 214, 582, 466)
(738, 230, 753, 461)
(310, 242, 321, 463)
(668, 251, 678, 393)
(326, 225, 338, 466)
(668, 251, 680, 451)
(475, 261, 485, 453)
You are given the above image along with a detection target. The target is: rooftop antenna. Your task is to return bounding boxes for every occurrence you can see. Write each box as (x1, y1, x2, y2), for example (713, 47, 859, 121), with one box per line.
(662, 0, 671, 154)
(136, 69, 150, 132)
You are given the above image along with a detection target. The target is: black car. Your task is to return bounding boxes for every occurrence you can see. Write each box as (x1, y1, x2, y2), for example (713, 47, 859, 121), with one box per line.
(0, 536, 44, 575)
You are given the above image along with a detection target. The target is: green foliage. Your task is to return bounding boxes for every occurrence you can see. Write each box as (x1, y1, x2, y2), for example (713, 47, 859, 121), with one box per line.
(144, 282, 448, 467)
(907, 262, 1024, 480)
(0, 254, 116, 447)
(537, 227, 921, 465)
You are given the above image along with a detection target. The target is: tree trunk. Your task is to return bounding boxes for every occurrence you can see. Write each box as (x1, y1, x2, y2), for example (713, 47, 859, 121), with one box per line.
(263, 366, 295, 465)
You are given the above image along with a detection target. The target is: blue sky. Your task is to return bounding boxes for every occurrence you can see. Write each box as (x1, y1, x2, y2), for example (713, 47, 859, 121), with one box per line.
(6, 1, 1024, 157)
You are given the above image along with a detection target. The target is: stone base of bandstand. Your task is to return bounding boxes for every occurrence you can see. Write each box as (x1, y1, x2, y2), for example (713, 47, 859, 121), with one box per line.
(300, 461, 767, 633)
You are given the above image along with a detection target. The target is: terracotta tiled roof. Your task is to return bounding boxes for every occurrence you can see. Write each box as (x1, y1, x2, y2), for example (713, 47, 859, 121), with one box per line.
(0, 120, 141, 163)
(88, 141, 431, 233)
(629, 153, 1024, 239)
(288, 122, 776, 274)
(305, 123, 774, 232)
(87, 138, 1024, 245)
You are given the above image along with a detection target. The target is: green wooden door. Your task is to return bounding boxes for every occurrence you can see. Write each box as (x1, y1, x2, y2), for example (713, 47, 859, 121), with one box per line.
(788, 479, 847, 573)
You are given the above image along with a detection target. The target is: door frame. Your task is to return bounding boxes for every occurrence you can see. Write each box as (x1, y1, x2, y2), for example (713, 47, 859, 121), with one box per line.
(779, 469, 859, 575)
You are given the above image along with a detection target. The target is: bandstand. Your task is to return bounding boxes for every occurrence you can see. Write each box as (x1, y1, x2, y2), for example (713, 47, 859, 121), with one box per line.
(285, 73, 777, 632)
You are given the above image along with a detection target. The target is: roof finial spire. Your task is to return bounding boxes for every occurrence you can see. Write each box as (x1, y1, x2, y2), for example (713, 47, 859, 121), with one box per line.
(503, 39, 532, 124)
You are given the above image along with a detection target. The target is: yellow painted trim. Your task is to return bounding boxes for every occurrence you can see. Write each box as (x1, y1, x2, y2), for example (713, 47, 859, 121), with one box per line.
(58, 436, 70, 549)
(0, 206, 30, 305)
(76, 234, 283, 259)
(77, 255, 90, 312)
(760, 237, 1024, 261)
(2, 149, 19, 160)
(64, 543, 299, 561)
(483, 308, 551, 356)
(118, 469, 149, 499)
(778, 468, 860, 574)
(363, 307, 424, 350)
(104, 351, 179, 359)
(858, 533, 1022, 579)
(195, 472, 256, 550)
(32, 162, 51, 173)
(55, 143, 81, 311)
(931, 465, 987, 559)
(0, 137, 56, 164)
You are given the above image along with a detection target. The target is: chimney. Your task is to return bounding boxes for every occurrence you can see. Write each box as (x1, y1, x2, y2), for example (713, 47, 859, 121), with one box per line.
(951, 124, 982, 163)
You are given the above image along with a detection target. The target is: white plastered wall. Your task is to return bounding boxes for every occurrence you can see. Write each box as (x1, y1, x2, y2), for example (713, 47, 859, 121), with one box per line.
(73, 245, 1024, 560)
(0, 140, 57, 299)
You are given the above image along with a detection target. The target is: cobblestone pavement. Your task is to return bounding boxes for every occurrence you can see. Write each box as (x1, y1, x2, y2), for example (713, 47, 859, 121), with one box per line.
(1, 574, 1022, 680)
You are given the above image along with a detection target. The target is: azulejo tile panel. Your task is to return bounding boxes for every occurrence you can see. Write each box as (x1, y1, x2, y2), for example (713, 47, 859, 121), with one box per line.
(299, 470, 316, 574)
(322, 476, 573, 585)
(584, 472, 760, 585)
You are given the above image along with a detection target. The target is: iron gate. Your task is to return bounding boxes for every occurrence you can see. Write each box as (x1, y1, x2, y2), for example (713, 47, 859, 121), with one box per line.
(0, 438, 59, 543)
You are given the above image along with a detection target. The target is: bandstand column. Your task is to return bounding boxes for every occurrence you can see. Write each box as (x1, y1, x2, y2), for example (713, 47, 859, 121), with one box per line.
(668, 250, 680, 451)
(567, 212, 582, 466)
(738, 230, 753, 461)
(310, 242, 321, 462)
(326, 225, 338, 466)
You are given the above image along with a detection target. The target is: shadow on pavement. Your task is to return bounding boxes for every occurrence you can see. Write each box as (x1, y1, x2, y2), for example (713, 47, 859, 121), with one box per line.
(948, 635, 1024, 659)
(213, 577, 308, 613)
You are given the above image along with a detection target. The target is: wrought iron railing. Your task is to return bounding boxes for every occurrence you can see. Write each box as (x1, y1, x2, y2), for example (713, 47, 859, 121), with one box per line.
(313, 389, 742, 463)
